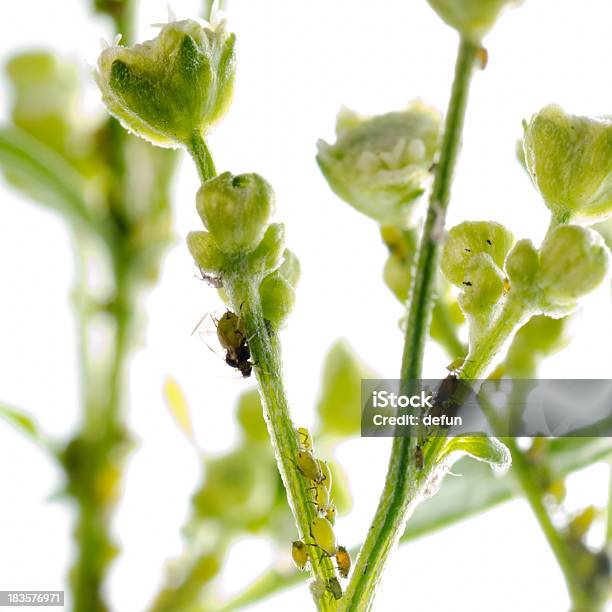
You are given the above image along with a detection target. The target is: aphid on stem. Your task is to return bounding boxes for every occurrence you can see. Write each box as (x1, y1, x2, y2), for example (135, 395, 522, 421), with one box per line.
(195, 267, 223, 288)
(191, 310, 254, 378)
(291, 540, 309, 570)
(335, 545, 351, 579)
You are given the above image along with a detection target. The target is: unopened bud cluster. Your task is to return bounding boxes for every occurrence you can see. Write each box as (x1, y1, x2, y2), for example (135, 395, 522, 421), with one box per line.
(188, 172, 300, 328)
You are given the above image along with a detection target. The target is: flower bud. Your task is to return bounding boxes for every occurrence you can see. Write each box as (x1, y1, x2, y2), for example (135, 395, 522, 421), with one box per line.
(457, 253, 504, 316)
(427, 0, 518, 41)
(538, 225, 609, 303)
(186, 230, 225, 273)
(505, 239, 539, 289)
(247, 223, 285, 274)
(196, 172, 274, 255)
(523, 105, 612, 224)
(317, 101, 441, 225)
(259, 249, 301, 328)
(441, 221, 513, 287)
(96, 18, 236, 148)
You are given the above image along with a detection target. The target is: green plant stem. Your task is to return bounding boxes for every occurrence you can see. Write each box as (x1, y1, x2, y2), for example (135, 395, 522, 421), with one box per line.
(340, 36, 479, 612)
(225, 275, 337, 612)
(502, 437, 592, 609)
(607, 463, 612, 550)
(187, 132, 217, 183)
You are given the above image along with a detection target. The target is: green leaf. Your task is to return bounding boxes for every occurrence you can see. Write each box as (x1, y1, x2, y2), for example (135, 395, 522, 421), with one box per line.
(316, 339, 376, 436)
(438, 435, 511, 470)
(0, 127, 100, 234)
(0, 405, 37, 437)
(236, 388, 268, 442)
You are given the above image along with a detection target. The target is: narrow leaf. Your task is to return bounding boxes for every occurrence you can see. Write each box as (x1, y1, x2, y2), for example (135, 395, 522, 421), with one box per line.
(0, 127, 101, 234)
(163, 377, 194, 440)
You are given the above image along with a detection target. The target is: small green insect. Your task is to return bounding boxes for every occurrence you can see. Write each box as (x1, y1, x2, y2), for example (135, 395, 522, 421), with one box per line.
(326, 576, 343, 600)
(318, 460, 332, 491)
(335, 545, 351, 579)
(292, 540, 309, 570)
(297, 427, 313, 451)
(310, 482, 331, 513)
(296, 450, 324, 483)
(325, 505, 337, 526)
(310, 516, 336, 556)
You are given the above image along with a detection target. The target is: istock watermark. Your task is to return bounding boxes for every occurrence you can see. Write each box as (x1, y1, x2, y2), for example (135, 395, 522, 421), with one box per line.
(361, 379, 612, 438)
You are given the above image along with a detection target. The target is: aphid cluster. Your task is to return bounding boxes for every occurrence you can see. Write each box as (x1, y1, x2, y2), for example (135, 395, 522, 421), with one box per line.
(291, 427, 352, 601)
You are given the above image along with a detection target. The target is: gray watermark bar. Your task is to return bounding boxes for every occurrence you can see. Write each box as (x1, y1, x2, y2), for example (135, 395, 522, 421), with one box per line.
(0, 592, 64, 606)
(361, 379, 612, 437)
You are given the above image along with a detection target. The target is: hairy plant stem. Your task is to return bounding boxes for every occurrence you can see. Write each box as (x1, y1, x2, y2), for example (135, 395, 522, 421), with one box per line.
(225, 275, 337, 612)
(187, 132, 216, 183)
(184, 131, 337, 609)
(340, 37, 479, 612)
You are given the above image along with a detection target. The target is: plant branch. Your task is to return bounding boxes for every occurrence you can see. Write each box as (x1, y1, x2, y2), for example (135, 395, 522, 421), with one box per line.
(503, 436, 593, 609)
(340, 36, 479, 612)
(224, 276, 337, 611)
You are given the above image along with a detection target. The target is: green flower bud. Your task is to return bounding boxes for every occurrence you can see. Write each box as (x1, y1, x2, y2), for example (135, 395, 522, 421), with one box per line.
(538, 225, 609, 303)
(259, 249, 301, 328)
(317, 101, 441, 225)
(505, 239, 539, 289)
(186, 230, 225, 273)
(427, 0, 518, 41)
(457, 253, 504, 316)
(383, 254, 411, 302)
(441, 221, 514, 287)
(247, 223, 285, 274)
(380, 225, 417, 302)
(96, 18, 236, 148)
(7, 52, 79, 148)
(523, 105, 612, 224)
(196, 172, 274, 255)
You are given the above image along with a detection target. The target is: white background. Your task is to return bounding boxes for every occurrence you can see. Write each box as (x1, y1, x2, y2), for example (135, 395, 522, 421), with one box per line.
(1, 1, 612, 611)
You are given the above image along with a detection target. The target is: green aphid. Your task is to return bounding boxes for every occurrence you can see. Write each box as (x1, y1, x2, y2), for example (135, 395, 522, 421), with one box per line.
(297, 427, 313, 451)
(310, 482, 330, 513)
(326, 576, 343, 600)
(318, 460, 332, 491)
(325, 505, 337, 526)
(310, 517, 336, 556)
(291, 540, 309, 570)
(296, 450, 324, 483)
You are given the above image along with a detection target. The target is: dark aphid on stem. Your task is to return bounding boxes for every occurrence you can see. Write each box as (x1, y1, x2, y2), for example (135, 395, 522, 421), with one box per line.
(427, 373, 461, 426)
(335, 545, 351, 579)
(326, 576, 343, 600)
(415, 444, 424, 471)
(216, 311, 253, 378)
